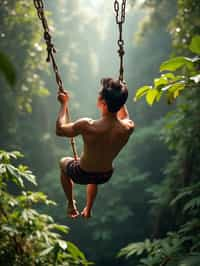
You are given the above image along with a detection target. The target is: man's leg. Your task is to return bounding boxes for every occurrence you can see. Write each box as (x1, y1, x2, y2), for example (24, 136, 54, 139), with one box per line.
(81, 184, 98, 218)
(59, 157, 79, 218)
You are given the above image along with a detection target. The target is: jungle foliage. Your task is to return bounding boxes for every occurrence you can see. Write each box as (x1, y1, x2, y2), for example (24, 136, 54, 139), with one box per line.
(119, 0, 200, 265)
(0, 0, 199, 265)
(135, 35, 200, 105)
(0, 150, 90, 265)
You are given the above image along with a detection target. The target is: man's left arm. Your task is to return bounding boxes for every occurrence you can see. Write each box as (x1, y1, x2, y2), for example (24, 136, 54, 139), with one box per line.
(117, 105, 135, 133)
(117, 105, 129, 120)
(56, 90, 91, 137)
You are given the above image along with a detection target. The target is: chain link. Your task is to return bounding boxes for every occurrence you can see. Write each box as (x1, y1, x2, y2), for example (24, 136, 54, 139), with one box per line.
(33, 0, 78, 160)
(33, 0, 64, 92)
(114, 0, 127, 81)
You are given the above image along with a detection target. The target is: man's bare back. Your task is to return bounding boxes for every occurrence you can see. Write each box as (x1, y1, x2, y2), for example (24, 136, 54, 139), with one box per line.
(80, 116, 133, 172)
(56, 78, 134, 218)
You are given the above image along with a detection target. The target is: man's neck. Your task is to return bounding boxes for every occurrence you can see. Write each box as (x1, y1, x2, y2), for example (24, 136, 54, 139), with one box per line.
(101, 110, 117, 120)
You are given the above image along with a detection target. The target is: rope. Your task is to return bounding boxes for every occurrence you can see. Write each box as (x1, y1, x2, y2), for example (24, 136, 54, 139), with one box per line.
(33, 0, 78, 160)
(114, 0, 127, 82)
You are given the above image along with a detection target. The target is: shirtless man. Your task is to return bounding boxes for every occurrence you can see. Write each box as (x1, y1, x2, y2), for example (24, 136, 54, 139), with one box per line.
(56, 78, 134, 219)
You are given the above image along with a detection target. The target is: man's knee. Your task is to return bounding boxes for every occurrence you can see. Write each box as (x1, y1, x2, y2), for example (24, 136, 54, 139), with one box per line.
(59, 156, 73, 171)
(59, 157, 66, 170)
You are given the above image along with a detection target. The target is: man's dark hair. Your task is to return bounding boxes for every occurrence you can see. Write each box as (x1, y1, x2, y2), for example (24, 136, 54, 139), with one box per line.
(99, 78, 128, 113)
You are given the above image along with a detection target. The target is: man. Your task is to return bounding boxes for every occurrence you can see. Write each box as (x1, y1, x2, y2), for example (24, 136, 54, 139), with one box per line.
(56, 78, 134, 219)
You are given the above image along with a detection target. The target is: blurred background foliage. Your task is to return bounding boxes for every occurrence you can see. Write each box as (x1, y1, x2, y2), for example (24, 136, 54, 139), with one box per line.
(0, 0, 199, 265)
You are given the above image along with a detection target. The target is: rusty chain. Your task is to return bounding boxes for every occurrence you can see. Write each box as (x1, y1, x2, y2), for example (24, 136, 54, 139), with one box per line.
(33, 0, 78, 160)
(114, 0, 127, 81)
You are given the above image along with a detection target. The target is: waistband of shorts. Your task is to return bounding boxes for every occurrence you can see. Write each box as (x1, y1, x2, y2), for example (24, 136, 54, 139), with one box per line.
(79, 166, 114, 176)
(75, 160, 114, 176)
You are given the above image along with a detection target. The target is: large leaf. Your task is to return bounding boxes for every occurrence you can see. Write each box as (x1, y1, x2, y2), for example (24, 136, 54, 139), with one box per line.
(134, 85, 151, 101)
(189, 35, 200, 55)
(146, 89, 158, 106)
(161, 73, 176, 80)
(0, 150, 23, 162)
(0, 51, 16, 86)
(67, 241, 86, 260)
(18, 165, 37, 186)
(154, 77, 168, 88)
(168, 82, 185, 99)
(6, 164, 24, 187)
(160, 57, 193, 72)
(48, 224, 69, 234)
(118, 241, 147, 258)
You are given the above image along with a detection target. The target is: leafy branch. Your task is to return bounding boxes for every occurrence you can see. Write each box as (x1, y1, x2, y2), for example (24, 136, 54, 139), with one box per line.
(134, 35, 200, 105)
(0, 150, 91, 266)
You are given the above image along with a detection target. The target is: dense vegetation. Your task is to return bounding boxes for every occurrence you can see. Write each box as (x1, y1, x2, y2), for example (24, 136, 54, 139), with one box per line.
(0, 0, 199, 265)
(0, 151, 89, 265)
(119, 0, 200, 265)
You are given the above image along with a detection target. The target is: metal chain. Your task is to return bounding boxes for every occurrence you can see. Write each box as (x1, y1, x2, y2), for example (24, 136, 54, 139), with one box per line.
(114, 0, 127, 81)
(33, 0, 78, 160)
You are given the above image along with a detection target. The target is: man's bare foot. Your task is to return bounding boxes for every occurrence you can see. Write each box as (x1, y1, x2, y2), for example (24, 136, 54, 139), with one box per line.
(67, 200, 79, 219)
(81, 207, 92, 218)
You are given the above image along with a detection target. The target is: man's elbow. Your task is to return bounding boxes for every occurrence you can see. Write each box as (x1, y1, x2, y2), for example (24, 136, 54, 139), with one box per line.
(130, 122, 135, 134)
(56, 125, 64, 136)
(127, 120, 135, 135)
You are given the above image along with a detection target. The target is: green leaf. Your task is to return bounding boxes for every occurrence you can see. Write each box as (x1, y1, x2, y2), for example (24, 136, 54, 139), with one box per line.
(134, 86, 151, 101)
(118, 241, 147, 258)
(0, 163, 6, 175)
(160, 57, 193, 72)
(0, 150, 23, 162)
(168, 82, 185, 99)
(156, 90, 163, 102)
(67, 241, 86, 260)
(57, 239, 68, 250)
(1, 225, 18, 235)
(18, 165, 37, 186)
(179, 218, 199, 234)
(154, 77, 168, 88)
(146, 89, 158, 106)
(39, 246, 54, 257)
(189, 35, 200, 55)
(11, 151, 23, 159)
(0, 51, 16, 86)
(161, 73, 176, 80)
(183, 197, 200, 213)
(170, 190, 193, 206)
(190, 74, 200, 84)
(48, 224, 69, 234)
(6, 164, 24, 187)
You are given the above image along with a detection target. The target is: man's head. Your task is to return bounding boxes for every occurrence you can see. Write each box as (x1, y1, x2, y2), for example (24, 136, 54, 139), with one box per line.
(97, 78, 128, 113)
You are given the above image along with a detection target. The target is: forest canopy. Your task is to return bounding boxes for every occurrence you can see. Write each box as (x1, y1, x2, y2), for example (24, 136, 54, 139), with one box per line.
(0, 0, 200, 265)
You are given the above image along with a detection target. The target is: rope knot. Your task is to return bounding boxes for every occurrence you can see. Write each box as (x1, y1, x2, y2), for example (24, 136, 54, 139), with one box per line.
(43, 31, 56, 62)
(118, 48, 125, 56)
